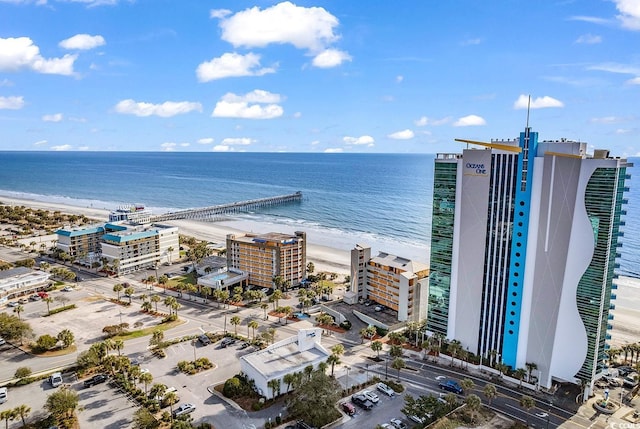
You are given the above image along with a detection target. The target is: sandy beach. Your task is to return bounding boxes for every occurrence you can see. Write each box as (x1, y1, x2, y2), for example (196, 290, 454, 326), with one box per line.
(2, 194, 639, 348)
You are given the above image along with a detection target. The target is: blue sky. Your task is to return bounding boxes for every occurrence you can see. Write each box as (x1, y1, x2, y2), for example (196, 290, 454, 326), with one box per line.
(1, 0, 639, 155)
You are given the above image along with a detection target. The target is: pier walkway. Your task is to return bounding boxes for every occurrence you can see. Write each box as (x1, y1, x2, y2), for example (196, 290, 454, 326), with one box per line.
(150, 191, 302, 222)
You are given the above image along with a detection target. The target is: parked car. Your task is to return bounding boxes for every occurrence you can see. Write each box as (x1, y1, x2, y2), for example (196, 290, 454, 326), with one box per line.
(172, 403, 196, 417)
(18, 298, 28, 304)
(220, 337, 236, 348)
(617, 366, 634, 377)
(61, 286, 74, 292)
(239, 342, 250, 350)
(7, 301, 19, 307)
(0, 338, 5, 346)
(197, 334, 211, 346)
(0, 387, 7, 404)
(408, 415, 426, 425)
(29, 294, 41, 301)
(37, 291, 49, 298)
(362, 389, 379, 404)
(351, 394, 374, 410)
(623, 374, 638, 388)
(438, 380, 463, 394)
(380, 424, 393, 429)
(84, 374, 107, 388)
(341, 402, 356, 416)
(377, 382, 395, 397)
(390, 418, 408, 429)
(49, 372, 63, 387)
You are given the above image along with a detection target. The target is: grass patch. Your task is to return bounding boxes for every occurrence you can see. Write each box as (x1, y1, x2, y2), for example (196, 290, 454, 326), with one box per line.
(112, 318, 185, 341)
(166, 271, 197, 288)
(45, 304, 76, 316)
(29, 345, 78, 357)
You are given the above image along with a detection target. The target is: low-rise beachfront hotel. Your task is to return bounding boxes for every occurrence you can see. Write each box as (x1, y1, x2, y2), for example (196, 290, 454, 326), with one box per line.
(226, 231, 306, 289)
(0, 267, 50, 303)
(350, 244, 429, 322)
(56, 222, 179, 275)
(427, 126, 632, 398)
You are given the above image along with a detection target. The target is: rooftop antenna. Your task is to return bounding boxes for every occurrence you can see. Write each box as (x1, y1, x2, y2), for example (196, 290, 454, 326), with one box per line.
(526, 94, 531, 130)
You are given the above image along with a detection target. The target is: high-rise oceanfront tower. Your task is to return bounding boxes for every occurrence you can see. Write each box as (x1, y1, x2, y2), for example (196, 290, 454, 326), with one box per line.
(427, 127, 632, 396)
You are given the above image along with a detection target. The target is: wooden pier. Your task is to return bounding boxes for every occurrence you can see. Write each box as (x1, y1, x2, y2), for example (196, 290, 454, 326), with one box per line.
(150, 191, 302, 222)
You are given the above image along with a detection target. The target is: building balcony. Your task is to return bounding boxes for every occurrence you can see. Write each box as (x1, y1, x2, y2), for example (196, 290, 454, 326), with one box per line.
(606, 334, 612, 340)
(608, 314, 614, 320)
(621, 210, 627, 216)
(620, 220, 626, 226)
(611, 293, 617, 300)
(607, 324, 613, 330)
(610, 304, 616, 310)
(611, 284, 618, 290)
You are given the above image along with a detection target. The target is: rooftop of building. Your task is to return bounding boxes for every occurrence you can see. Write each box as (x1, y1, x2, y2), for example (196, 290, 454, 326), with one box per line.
(56, 224, 106, 237)
(0, 266, 34, 280)
(370, 251, 429, 274)
(241, 329, 329, 380)
(229, 231, 304, 245)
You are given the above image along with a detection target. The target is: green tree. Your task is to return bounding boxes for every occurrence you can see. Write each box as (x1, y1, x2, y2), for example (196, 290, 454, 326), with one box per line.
(158, 275, 168, 292)
(151, 295, 161, 312)
(371, 340, 383, 358)
(272, 275, 284, 290)
(0, 409, 16, 429)
(149, 330, 164, 348)
(306, 262, 315, 274)
(248, 320, 259, 340)
(57, 329, 74, 349)
(113, 283, 124, 300)
(514, 367, 527, 389)
(36, 334, 58, 351)
(286, 371, 342, 428)
(230, 316, 241, 335)
(447, 339, 462, 367)
(124, 286, 135, 303)
(460, 378, 475, 396)
(44, 296, 54, 313)
(327, 354, 341, 377)
(13, 305, 24, 320)
(483, 383, 497, 405)
(392, 357, 406, 380)
(132, 407, 159, 429)
(164, 391, 178, 419)
(465, 394, 482, 423)
(390, 344, 404, 359)
(525, 361, 538, 383)
(520, 395, 536, 426)
(13, 404, 30, 427)
(141, 301, 152, 312)
(139, 372, 153, 395)
(14, 367, 32, 379)
(44, 387, 79, 425)
(164, 296, 177, 315)
(267, 378, 281, 399)
(260, 302, 269, 320)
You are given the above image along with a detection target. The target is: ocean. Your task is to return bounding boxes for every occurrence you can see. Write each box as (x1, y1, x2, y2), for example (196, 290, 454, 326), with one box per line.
(0, 151, 637, 278)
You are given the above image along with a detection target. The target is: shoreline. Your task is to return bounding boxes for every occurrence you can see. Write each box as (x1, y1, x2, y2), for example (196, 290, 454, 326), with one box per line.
(2, 195, 639, 347)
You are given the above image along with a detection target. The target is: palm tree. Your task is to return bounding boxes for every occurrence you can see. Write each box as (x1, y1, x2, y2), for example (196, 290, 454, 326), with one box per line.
(0, 409, 17, 429)
(448, 339, 462, 367)
(392, 357, 405, 380)
(150, 295, 161, 312)
(465, 394, 482, 423)
(123, 287, 134, 303)
(514, 368, 527, 389)
(158, 275, 168, 293)
(13, 404, 30, 428)
(331, 344, 345, 358)
(327, 354, 341, 377)
(139, 372, 153, 395)
(167, 246, 174, 264)
(520, 395, 536, 426)
(525, 362, 538, 383)
(371, 340, 383, 359)
(149, 383, 167, 401)
(272, 275, 284, 291)
(113, 339, 124, 356)
(318, 361, 328, 375)
(149, 330, 164, 348)
(13, 305, 24, 320)
(230, 316, 241, 335)
(248, 320, 259, 340)
(163, 296, 177, 315)
(260, 302, 269, 320)
(282, 306, 293, 325)
(483, 383, 497, 405)
(170, 301, 181, 317)
(141, 301, 152, 312)
(460, 378, 475, 396)
(57, 329, 74, 349)
(44, 297, 54, 313)
(283, 373, 295, 394)
(113, 283, 124, 300)
(272, 289, 283, 309)
(267, 378, 281, 399)
(164, 391, 178, 419)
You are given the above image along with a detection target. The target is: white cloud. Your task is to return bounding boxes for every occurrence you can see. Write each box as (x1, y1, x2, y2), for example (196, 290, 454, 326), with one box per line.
(78, 146, 89, 150)
(0, 37, 76, 75)
(59, 34, 105, 50)
(34, 140, 48, 146)
(0, 95, 24, 109)
(0, 78, 13, 87)
(180, 143, 190, 147)
(627, 76, 640, 85)
(513, 94, 564, 109)
(343, 135, 374, 145)
(293, 111, 302, 118)
(221, 137, 255, 145)
(212, 90, 284, 119)
(615, 0, 640, 30)
(461, 38, 482, 46)
(310, 140, 319, 145)
(220, 2, 340, 51)
(210, 8, 232, 19)
(414, 116, 451, 126)
(42, 113, 63, 122)
(396, 75, 403, 83)
(114, 99, 202, 117)
(453, 115, 487, 127)
(160, 142, 176, 151)
(51, 144, 72, 151)
(197, 137, 214, 144)
(312, 49, 351, 68)
(616, 128, 633, 134)
(568, 16, 612, 25)
(575, 33, 602, 44)
(221, 89, 282, 104)
(588, 63, 640, 75)
(387, 129, 414, 140)
(213, 145, 231, 152)
(324, 148, 343, 153)
(589, 116, 628, 124)
(196, 52, 275, 82)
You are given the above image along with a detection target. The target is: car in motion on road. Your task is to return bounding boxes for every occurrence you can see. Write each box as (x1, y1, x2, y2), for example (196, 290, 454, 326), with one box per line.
(172, 403, 196, 417)
(438, 379, 463, 394)
(83, 374, 107, 388)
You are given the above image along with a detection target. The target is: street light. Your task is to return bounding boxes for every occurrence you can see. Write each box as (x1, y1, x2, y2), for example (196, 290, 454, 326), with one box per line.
(546, 400, 552, 429)
(345, 366, 350, 390)
(191, 340, 197, 362)
(366, 363, 369, 383)
(385, 358, 389, 379)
